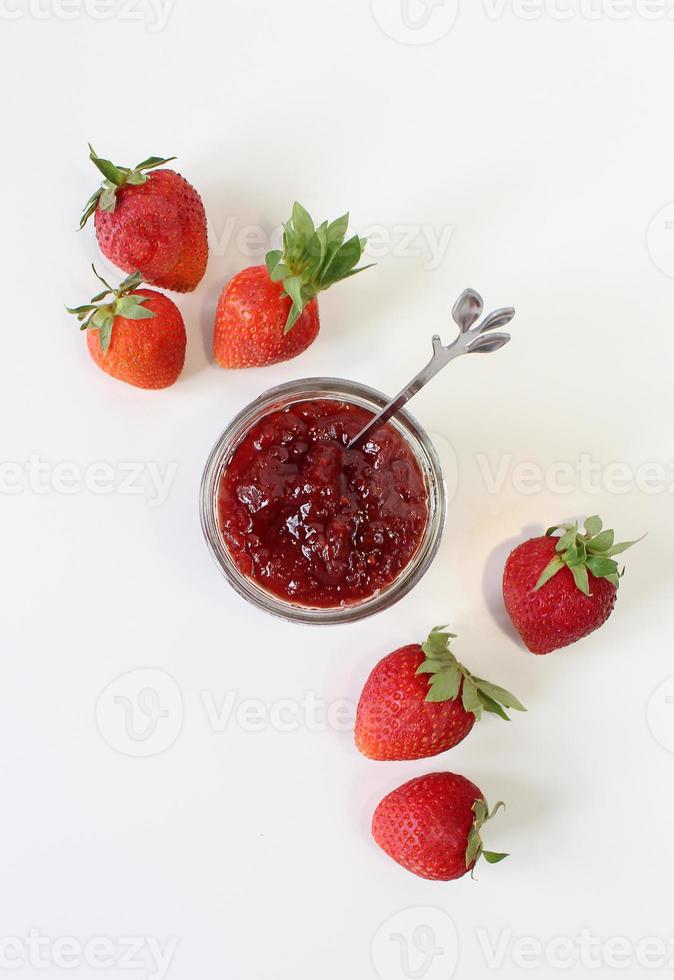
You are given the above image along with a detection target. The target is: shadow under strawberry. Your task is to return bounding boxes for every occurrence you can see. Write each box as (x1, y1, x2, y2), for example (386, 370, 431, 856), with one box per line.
(483, 524, 545, 643)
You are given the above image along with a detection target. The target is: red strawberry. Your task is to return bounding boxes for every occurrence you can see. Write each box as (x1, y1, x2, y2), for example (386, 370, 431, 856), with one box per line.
(68, 267, 186, 389)
(503, 516, 642, 655)
(80, 146, 207, 293)
(213, 202, 372, 368)
(355, 627, 525, 761)
(214, 265, 320, 369)
(372, 772, 508, 881)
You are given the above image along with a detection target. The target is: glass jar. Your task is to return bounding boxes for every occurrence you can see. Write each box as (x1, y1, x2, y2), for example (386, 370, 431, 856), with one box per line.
(200, 378, 447, 625)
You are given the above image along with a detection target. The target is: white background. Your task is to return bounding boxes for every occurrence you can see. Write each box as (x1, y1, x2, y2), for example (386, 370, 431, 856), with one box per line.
(2, 1, 674, 978)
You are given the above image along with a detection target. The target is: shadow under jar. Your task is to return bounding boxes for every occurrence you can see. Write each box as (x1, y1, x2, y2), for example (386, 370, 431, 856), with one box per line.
(200, 378, 447, 625)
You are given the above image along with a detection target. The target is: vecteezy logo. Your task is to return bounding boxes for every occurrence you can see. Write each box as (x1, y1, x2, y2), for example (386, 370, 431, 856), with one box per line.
(646, 200, 674, 279)
(371, 907, 458, 980)
(96, 668, 183, 757)
(371, 0, 459, 45)
(647, 675, 674, 754)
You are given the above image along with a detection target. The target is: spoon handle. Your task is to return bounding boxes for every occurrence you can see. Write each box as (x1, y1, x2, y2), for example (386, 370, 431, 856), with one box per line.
(347, 289, 515, 451)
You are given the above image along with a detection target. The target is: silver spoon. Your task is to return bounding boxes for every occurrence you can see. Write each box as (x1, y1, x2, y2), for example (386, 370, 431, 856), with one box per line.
(347, 288, 515, 451)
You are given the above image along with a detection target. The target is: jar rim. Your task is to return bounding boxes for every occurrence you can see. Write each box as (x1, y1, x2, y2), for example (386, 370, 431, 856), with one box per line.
(200, 377, 447, 625)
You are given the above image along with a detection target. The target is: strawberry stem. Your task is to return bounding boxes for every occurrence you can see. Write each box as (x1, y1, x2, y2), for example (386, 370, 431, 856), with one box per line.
(66, 266, 155, 353)
(79, 146, 177, 229)
(466, 798, 508, 875)
(534, 516, 645, 596)
(265, 202, 374, 333)
(416, 626, 525, 720)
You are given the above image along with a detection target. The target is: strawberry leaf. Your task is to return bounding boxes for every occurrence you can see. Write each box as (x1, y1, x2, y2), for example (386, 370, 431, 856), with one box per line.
(570, 563, 591, 596)
(67, 267, 155, 351)
(482, 850, 509, 864)
(415, 658, 445, 675)
(118, 302, 155, 321)
(583, 515, 603, 537)
(284, 304, 302, 334)
(270, 262, 290, 284)
(97, 314, 114, 353)
(118, 271, 144, 292)
(88, 147, 127, 186)
(98, 184, 118, 213)
(79, 192, 102, 229)
(422, 630, 455, 658)
(465, 797, 507, 872)
(65, 303, 97, 317)
(587, 529, 614, 553)
(265, 204, 372, 332)
(125, 172, 148, 186)
(540, 516, 643, 595)
(586, 556, 619, 578)
(327, 213, 349, 243)
(284, 275, 304, 312)
(473, 679, 526, 712)
(534, 555, 564, 591)
(477, 690, 509, 720)
(556, 525, 578, 552)
(321, 236, 363, 286)
(566, 540, 587, 566)
(426, 666, 462, 703)
(607, 536, 646, 556)
(290, 201, 315, 241)
(418, 626, 523, 722)
(265, 250, 283, 276)
(134, 155, 176, 171)
(461, 676, 482, 717)
(80, 146, 176, 228)
(337, 262, 377, 282)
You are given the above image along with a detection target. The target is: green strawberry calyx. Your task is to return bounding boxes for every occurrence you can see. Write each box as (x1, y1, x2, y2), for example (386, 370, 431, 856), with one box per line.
(416, 626, 526, 721)
(466, 799, 508, 875)
(534, 516, 644, 597)
(66, 266, 155, 354)
(265, 202, 374, 334)
(79, 145, 177, 228)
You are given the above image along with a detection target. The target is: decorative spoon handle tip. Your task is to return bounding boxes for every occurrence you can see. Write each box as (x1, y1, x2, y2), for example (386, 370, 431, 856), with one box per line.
(347, 289, 515, 451)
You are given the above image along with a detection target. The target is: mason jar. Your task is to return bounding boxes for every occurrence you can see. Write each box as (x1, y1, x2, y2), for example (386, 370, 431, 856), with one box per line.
(200, 377, 446, 625)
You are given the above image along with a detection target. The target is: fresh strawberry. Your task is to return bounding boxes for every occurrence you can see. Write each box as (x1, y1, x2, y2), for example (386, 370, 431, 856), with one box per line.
(213, 202, 371, 368)
(213, 265, 319, 369)
(80, 146, 208, 293)
(355, 627, 524, 761)
(372, 772, 508, 881)
(503, 516, 643, 655)
(68, 267, 186, 389)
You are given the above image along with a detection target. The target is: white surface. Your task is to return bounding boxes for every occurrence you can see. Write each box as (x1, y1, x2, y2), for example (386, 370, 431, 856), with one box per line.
(2, 3, 674, 979)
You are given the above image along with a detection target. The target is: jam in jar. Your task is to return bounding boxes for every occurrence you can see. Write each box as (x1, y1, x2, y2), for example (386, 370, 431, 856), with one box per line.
(217, 399, 429, 607)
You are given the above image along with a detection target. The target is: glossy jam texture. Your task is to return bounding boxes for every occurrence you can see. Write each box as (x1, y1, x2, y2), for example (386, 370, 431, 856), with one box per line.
(217, 400, 429, 607)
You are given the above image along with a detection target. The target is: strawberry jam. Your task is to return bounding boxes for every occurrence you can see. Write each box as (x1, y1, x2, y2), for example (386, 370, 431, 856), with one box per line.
(217, 400, 429, 607)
